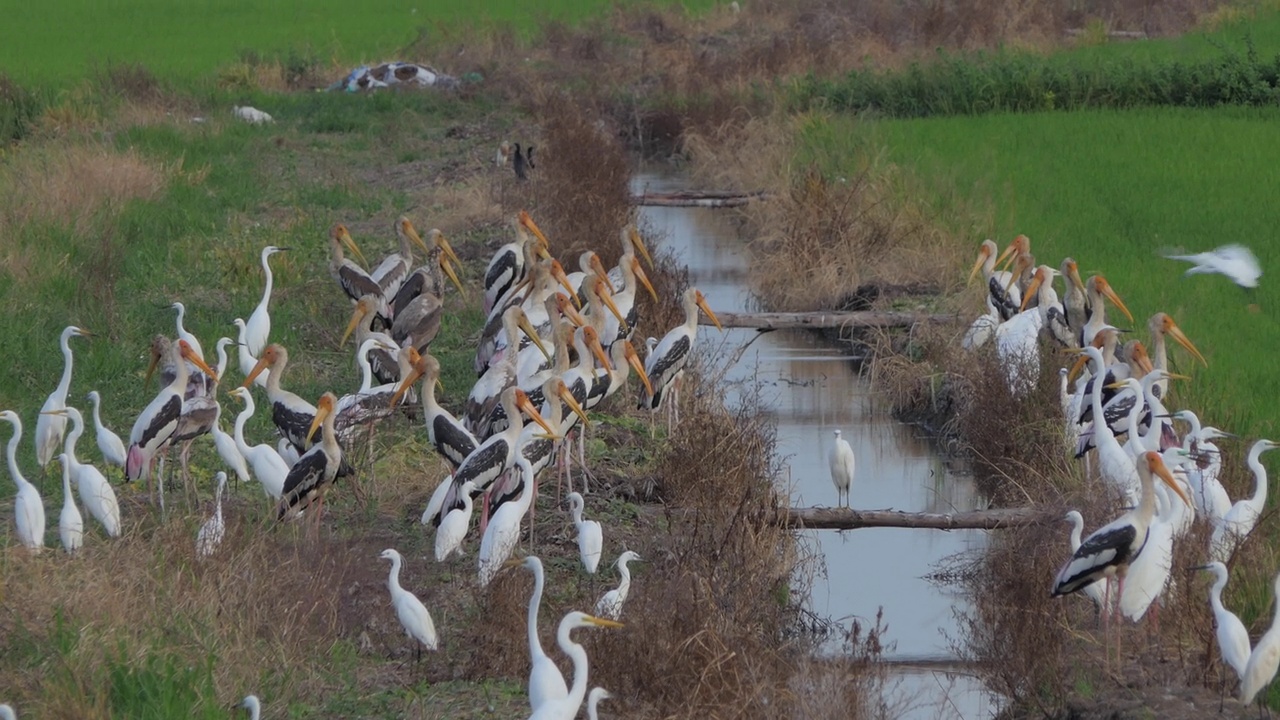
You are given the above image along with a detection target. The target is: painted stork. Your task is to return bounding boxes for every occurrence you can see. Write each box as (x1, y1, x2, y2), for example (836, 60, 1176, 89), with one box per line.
(484, 210, 550, 316)
(329, 223, 379, 304)
(36, 326, 90, 469)
(600, 254, 657, 345)
(341, 295, 398, 386)
(242, 344, 317, 454)
(1080, 275, 1134, 348)
(1059, 257, 1089, 344)
(477, 455, 536, 587)
(277, 392, 342, 522)
(607, 225, 655, 291)
(466, 307, 549, 437)
(390, 228, 465, 351)
(127, 339, 217, 497)
(639, 288, 722, 430)
(371, 216, 430, 299)
(968, 239, 1019, 320)
(1146, 312, 1207, 399)
(244, 245, 286, 357)
(2, 410, 45, 551)
(392, 352, 477, 469)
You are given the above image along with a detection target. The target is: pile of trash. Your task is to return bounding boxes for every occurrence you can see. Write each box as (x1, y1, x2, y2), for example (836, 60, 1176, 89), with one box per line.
(329, 62, 460, 92)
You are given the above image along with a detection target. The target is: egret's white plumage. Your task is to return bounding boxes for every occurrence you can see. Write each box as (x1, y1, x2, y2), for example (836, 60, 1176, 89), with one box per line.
(209, 403, 249, 485)
(245, 246, 284, 357)
(527, 612, 624, 720)
(196, 472, 227, 557)
(1165, 243, 1262, 289)
(379, 549, 439, 655)
(595, 550, 642, 620)
(239, 695, 261, 719)
(59, 407, 121, 538)
(2, 411, 45, 551)
(56, 453, 82, 553)
(435, 480, 477, 561)
(568, 492, 602, 573)
(86, 391, 126, 470)
(828, 429, 855, 508)
(0, 703, 15, 720)
(586, 688, 613, 720)
(478, 457, 535, 587)
(516, 556, 570, 711)
(233, 318, 269, 388)
(1211, 439, 1277, 562)
(1195, 561, 1251, 684)
(1241, 571, 1280, 705)
(36, 326, 89, 469)
(227, 388, 288, 499)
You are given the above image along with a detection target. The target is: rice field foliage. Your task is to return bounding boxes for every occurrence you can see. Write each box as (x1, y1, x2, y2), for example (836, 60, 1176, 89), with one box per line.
(794, 10, 1280, 117)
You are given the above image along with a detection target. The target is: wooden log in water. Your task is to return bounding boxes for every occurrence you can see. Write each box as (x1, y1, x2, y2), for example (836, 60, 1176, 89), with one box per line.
(775, 506, 1046, 530)
(700, 310, 957, 330)
(630, 189, 771, 207)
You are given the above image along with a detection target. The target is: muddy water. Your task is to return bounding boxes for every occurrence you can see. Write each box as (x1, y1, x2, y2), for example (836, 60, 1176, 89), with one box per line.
(633, 171, 1000, 718)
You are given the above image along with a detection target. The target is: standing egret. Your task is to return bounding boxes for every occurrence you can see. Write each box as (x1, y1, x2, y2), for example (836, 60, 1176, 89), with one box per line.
(232, 318, 268, 388)
(509, 556, 570, 711)
(86, 391, 126, 472)
(1211, 439, 1278, 562)
(1193, 562, 1251, 686)
(238, 695, 260, 719)
(1165, 243, 1262, 289)
(209, 403, 249, 486)
(379, 548, 439, 659)
(828, 429, 855, 508)
(435, 480, 477, 561)
(1241, 570, 1280, 705)
(595, 551, 642, 620)
(36, 326, 90, 469)
(587, 688, 612, 720)
(2, 411, 45, 550)
(527, 612, 625, 720)
(245, 246, 285, 357)
(196, 472, 227, 557)
(0, 705, 15, 720)
(50, 407, 120, 538)
(568, 492, 602, 574)
(478, 457, 537, 587)
(227, 388, 288, 499)
(56, 454, 82, 553)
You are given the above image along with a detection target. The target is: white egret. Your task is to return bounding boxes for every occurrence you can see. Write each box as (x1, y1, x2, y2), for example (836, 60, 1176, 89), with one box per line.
(568, 492, 602, 573)
(1193, 562, 1250, 685)
(1241, 570, 1280, 705)
(828, 429, 855, 508)
(239, 694, 261, 719)
(36, 326, 90, 469)
(56, 454, 82, 553)
(2, 411, 45, 550)
(1165, 243, 1261, 289)
(595, 551, 642, 620)
(527, 612, 625, 720)
(232, 318, 268, 388)
(209, 403, 249, 486)
(196, 472, 227, 557)
(227, 387, 289, 498)
(0, 704, 15, 720)
(587, 688, 612, 720)
(379, 548, 439, 659)
(478, 457, 536, 587)
(511, 555, 570, 711)
(53, 407, 120, 538)
(1211, 439, 1278, 562)
(86, 391, 126, 471)
(435, 480, 477, 561)
(245, 245, 285, 357)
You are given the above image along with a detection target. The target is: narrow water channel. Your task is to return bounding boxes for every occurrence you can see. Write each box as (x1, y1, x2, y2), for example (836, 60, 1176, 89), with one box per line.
(633, 170, 1001, 718)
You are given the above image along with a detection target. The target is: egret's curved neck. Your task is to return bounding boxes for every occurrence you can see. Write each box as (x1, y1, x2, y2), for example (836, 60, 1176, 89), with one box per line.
(90, 394, 106, 429)
(62, 462, 74, 496)
(55, 331, 76, 399)
(387, 555, 403, 593)
(5, 424, 26, 489)
(1068, 522, 1083, 552)
(64, 411, 85, 461)
(216, 343, 230, 380)
(558, 627, 591, 709)
(571, 501, 584, 525)
(528, 565, 548, 657)
(1248, 447, 1269, 507)
(260, 249, 275, 306)
(357, 347, 375, 393)
(233, 400, 254, 455)
(1088, 355, 1107, 427)
(175, 304, 187, 333)
(618, 560, 633, 593)
(1183, 413, 1202, 438)
(1210, 574, 1228, 614)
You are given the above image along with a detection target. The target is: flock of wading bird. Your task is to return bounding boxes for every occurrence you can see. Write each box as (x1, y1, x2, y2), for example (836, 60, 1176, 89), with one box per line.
(1, 211, 725, 719)
(964, 235, 1280, 708)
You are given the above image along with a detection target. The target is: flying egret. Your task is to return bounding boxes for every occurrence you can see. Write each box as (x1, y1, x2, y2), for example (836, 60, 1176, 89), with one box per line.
(527, 612, 625, 720)
(568, 492, 602, 573)
(2, 411, 45, 551)
(1164, 243, 1261, 289)
(36, 326, 90, 469)
(828, 429, 855, 508)
(379, 548, 439, 659)
(595, 551, 642, 620)
(196, 472, 227, 557)
(56, 454, 82, 553)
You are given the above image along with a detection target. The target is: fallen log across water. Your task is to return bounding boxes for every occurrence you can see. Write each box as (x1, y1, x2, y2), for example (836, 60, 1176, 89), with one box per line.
(773, 506, 1048, 531)
(699, 310, 958, 330)
(630, 189, 771, 207)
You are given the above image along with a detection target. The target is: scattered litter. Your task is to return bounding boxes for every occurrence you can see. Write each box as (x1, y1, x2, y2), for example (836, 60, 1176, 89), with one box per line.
(329, 62, 461, 92)
(233, 106, 274, 124)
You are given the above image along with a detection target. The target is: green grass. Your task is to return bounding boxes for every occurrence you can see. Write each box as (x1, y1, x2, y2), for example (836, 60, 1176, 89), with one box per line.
(850, 106, 1280, 436)
(2, 0, 718, 86)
